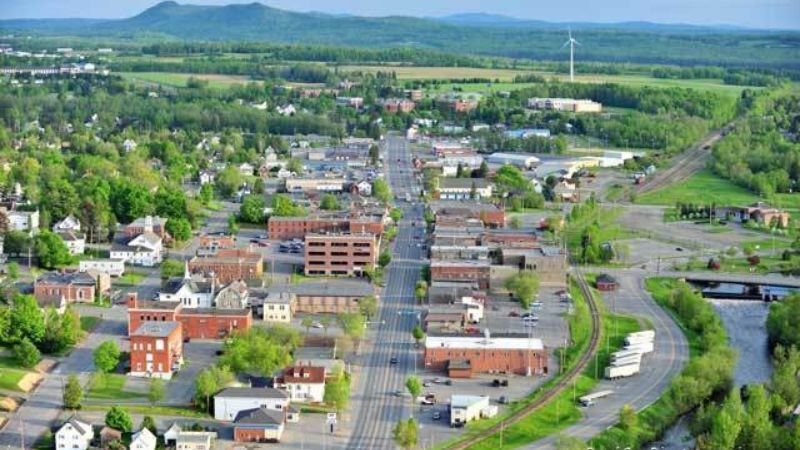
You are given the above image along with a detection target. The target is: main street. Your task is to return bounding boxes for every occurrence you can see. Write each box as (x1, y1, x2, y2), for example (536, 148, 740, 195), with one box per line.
(348, 136, 427, 449)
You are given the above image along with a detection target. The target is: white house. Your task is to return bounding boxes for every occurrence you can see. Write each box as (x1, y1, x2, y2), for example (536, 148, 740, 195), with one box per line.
(276, 104, 296, 116)
(553, 181, 578, 203)
(159, 268, 213, 308)
(79, 259, 125, 277)
(238, 163, 255, 176)
(175, 432, 216, 450)
(199, 170, 216, 185)
(58, 231, 86, 255)
(214, 388, 290, 421)
(110, 232, 163, 267)
(130, 428, 157, 450)
(275, 366, 326, 403)
(261, 292, 293, 323)
(487, 153, 540, 170)
(7, 210, 39, 232)
(355, 180, 372, 196)
(55, 417, 94, 450)
(122, 139, 138, 152)
(450, 395, 493, 426)
(437, 178, 493, 200)
(52, 215, 81, 233)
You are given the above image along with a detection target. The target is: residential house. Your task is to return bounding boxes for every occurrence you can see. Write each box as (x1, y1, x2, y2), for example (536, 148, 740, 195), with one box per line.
(52, 215, 81, 233)
(111, 231, 163, 267)
(122, 139, 137, 152)
(214, 280, 249, 309)
(214, 388, 290, 421)
(437, 179, 492, 200)
(175, 432, 216, 450)
(239, 163, 255, 177)
(58, 231, 86, 255)
(275, 366, 326, 403)
(6, 209, 39, 232)
(123, 216, 169, 240)
(129, 428, 157, 450)
(233, 408, 286, 443)
(553, 181, 578, 202)
(129, 321, 184, 379)
(199, 170, 216, 185)
(353, 180, 372, 196)
(55, 416, 94, 450)
(257, 291, 294, 323)
(159, 268, 214, 309)
(99, 426, 122, 448)
(276, 104, 296, 116)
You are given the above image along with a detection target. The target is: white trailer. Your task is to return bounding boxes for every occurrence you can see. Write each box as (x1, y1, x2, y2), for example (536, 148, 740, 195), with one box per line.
(624, 341, 654, 354)
(610, 354, 643, 367)
(625, 335, 655, 346)
(605, 363, 640, 379)
(627, 330, 655, 340)
(578, 390, 614, 407)
(611, 349, 644, 361)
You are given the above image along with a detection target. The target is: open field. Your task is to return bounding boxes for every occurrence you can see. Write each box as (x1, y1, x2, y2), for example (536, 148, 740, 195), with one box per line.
(87, 373, 145, 400)
(637, 169, 800, 210)
(119, 72, 256, 88)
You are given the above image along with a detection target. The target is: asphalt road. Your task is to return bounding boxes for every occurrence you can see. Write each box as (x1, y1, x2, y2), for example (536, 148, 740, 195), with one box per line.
(347, 136, 428, 449)
(525, 272, 689, 449)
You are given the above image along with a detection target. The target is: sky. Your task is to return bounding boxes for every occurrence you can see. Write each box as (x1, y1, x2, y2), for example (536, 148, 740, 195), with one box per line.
(0, 0, 798, 30)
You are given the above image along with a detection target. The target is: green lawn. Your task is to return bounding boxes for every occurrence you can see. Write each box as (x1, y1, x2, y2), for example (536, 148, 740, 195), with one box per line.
(83, 404, 209, 418)
(115, 272, 145, 286)
(87, 374, 145, 400)
(80, 316, 100, 333)
(441, 277, 642, 450)
(0, 369, 27, 392)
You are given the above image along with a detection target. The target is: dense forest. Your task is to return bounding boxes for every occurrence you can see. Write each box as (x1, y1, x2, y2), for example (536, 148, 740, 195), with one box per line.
(711, 90, 800, 196)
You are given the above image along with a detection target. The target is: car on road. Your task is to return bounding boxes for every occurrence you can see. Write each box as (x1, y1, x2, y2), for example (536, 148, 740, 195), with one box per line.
(531, 301, 543, 309)
(675, 247, 684, 252)
(257, 241, 270, 247)
(390, 356, 398, 364)
(311, 321, 324, 329)
(257, 234, 267, 239)
(420, 394, 436, 405)
(249, 238, 260, 244)
(432, 411, 441, 420)
(508, 311, 520, 317)
(393, 390, 411, 397)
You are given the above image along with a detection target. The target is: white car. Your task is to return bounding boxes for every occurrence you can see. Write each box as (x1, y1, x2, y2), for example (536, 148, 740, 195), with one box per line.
(312, 321, 324, 329)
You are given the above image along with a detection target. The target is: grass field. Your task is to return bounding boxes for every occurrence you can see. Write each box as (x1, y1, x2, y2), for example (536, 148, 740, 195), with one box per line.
(119, 72, 255, 89)
(115, 272, 145, 286)
(87, 373, 145, 400)
(0, 356, 31, 392)
(637, 169, 800, 210)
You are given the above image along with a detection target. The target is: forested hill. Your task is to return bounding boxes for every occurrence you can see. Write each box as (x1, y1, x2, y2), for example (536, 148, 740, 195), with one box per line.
(1, 1, 799, 68)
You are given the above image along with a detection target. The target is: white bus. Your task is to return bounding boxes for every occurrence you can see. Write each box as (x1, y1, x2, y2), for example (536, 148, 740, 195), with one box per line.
(578, 390, 614, 407)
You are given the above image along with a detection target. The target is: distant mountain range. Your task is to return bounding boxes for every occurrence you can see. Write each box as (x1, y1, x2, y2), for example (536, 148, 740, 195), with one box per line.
(0, 2, 796, 67)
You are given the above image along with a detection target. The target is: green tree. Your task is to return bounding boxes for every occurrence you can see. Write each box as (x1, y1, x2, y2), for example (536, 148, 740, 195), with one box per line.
(619, 404, 638, 431)
(701, 390, 744, 450)
(338, 313, 366, 342)
(194, 366, 234, 413)
(392, 417, 418, 450)
(3, 231, 31, 256)
(414, 281, 427, 303)
(227, 213, 240, 234)
(219, 327, 299, 376)
(239, 195, 266, 223)
(378, 250, 392, 268)
(33, 231, 72, 269)
(40, 307, 80, 354)
(271, 194, 306, 217)
(215, 166, 243, 198)
(198, 183, 214, 206)
(166, 218, 192, 242)
(10, 295, 45, 344)
(738, 384, 773, 450)
(7, 262, 19, 280)
(412, 325, 425, 345)
(63, 374, 83, 410)
(554, 435, 587, 450)
(358, 295, 378, 321)
(767, 294, 800, 349)
(389, 208, 403, 223)
(105, 406, 133, 432)
(140, 416, 157, 435)
(148, 378, 165, 405)
(373, 179, 392, 204)
(286, 158, 304, 175)
(301, 317, 314, 335)
(13, 338, 41, 368)
(93, 341, 121, 373)
(320, 194, 340, 211)
(504, 272, 540, 309)
(405, 375, 422, 399)
(161, 259, 184, 280)
(154, 186, 189, 220)
(323, 366, 351, 412)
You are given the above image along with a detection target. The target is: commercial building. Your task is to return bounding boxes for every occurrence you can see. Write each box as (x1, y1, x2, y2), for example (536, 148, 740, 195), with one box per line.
(304, 233, 378, 276)
(265, 280, 376, 314)
(424, 331, 547, 377)
(79, 259, 125, 277)
(129, 321, 183, 380)
(214, 388, 290, 421)
(268, 214, 385, 241)
(486, 153, 541, 170)
(430, 201, 505, 228)
(233, 408, 286, 443)
(285, 178, 346, 193)
(34, 271, 97, 304)
(527, 98, 603, 113)
(498, 247, 568, 286)
(430, 260, 492, 290)
(127, 293, 252, 340)
(381, 99, 416, 113)
(437, 178, 493, 200)
(188, 249, 263, 284)
(198, 234, 236, 250)
(450, 395, 495, 426)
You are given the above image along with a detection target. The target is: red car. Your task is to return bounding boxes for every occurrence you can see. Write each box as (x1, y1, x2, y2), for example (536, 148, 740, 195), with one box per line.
(508, 311, 520, 317)
(257, 241, 270, 247)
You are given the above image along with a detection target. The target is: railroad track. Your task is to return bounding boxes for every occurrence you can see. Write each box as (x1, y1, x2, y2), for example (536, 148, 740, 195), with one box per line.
(446, 268, 601, 450)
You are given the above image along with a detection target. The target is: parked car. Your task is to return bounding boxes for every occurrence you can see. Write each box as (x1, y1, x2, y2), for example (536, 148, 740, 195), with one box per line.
(531, 301, 543, 309)
(508, 311, 520, 317)
(249, 238, 259, 244)
(257, 241, 270, 247)
(312, 321, 324, 329)
(433, 377, 446, 384)
(499, 396, 508, 404)
(390, 357, 398, 365)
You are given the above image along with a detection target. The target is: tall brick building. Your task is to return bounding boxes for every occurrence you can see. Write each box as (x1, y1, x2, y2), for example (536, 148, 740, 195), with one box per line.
(268, 215, 384, 241)
(424, 332, 547, 377)
(129, 321, 183, 379)
(127, 293, 252, 340)
(430, 260, 491, 290)
(188, 249, 263, 284)
(304, 233, 378, 276)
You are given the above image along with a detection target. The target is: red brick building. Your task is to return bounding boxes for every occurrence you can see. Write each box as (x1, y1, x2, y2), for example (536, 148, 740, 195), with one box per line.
(430, 260, 491, 290)
(431, 202, 505, 229)
(129, 321, 183, 379)
(304, 233, 378, 276)
(424, 332, 547, 377)
(382, 99, 416, 114)
(198, 234, 237, 249)
(127, 293, 252, 340)
(34, 271, 97, 304)
(122, 216, 169, 240)
(188, 249, 263, 284)
(482, 231, 538, 248)
(268, 216, 384, 241)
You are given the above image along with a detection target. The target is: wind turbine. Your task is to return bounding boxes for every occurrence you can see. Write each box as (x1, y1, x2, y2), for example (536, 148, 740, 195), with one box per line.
(562, 29, 581, 82)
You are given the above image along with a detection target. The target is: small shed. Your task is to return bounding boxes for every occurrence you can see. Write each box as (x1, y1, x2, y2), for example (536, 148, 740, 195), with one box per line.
(99, 426, 123, 448)
(596, 274, 618, 292)
(448, 359, 473, 379)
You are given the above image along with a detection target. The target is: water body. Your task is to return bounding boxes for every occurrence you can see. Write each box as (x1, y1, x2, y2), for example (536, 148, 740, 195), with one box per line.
(645, 299, 773, 449)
